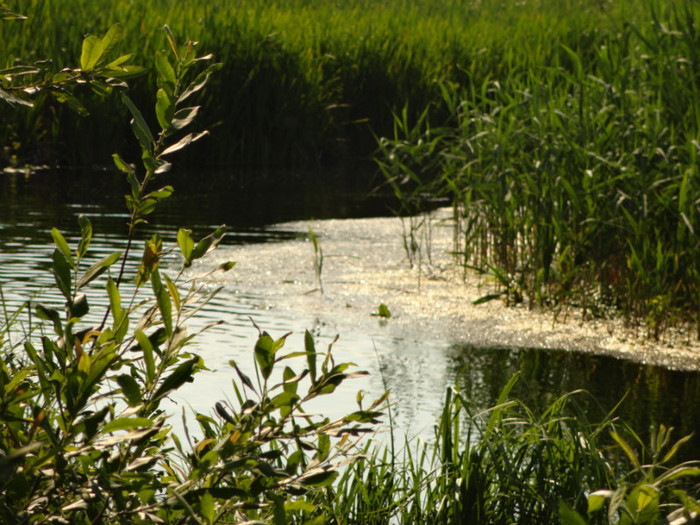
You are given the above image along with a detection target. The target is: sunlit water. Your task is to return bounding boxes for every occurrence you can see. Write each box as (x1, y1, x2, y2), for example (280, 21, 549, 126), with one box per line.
(2, 169, 699, 458)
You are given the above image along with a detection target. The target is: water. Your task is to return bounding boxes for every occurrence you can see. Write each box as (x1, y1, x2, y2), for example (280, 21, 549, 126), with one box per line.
(2, 168, 700, 459)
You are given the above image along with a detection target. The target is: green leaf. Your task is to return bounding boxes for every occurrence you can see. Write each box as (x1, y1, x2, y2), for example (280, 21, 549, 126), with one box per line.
(103, 63, 145, 79)
(271, 494, 286, 525)
(77, 214, 92, 258)
(136, 236, 161, 287)
(121, 92, 154, 154)
(152, 356, 199, 402)
(305, 330, 317, 383)
(163, 25, 180, 60)
(52, 88, 89, 116)
(587, 490, 613, 514)
(112, 153, 135, 175)
(661, 433, 693, 464)
(200, 491, 215, 524)
(611, 432, 640, 469)
(77, 251, 122, 289)
(98, 25, 124, 65)
(254, 333, 277, 380)
(51, 249, 73, 300)
(377, 303, 391, 318)
(343, 410, 382, 424)
(152, 269, 172, 336)
(116, 374, 142, 406)
(472, 292, 505, 305)
(230, 360, 256, 392)
(190, 226, 226, 261)
(155, 88, 173, 131)
(283, 366, 297, 393)
(558, 501, 588, 525)
(271, 391, 299, 418)
(51, 227, 75, 268)
(284, 500, 316, 514)
(35, 304, 63, 336)
(147, 185, 174, 200)
(106, 277, 121, 319)
(317, 433, 330, 461)
(156, 50, 176, 87)
(105, 53, 132, 69)
(102, 416, 153, 434)
(80, 35, 103, 72)
(135, 330, 156, 384)
(163, 273, 181, 311)
(633, 484, 658, 512)
(299, 469, 338, 488)
(177, 228, 194, 266)
(216, 261, 236, 272)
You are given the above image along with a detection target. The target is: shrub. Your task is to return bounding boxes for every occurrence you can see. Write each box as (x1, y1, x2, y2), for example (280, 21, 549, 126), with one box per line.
(0, 19, 383, 524)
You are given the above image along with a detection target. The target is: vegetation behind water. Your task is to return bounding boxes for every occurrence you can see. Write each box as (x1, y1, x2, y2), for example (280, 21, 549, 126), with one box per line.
(0, 0, 657, 170)
(375, 0, 699, 339)
(2, 4, 700, 523)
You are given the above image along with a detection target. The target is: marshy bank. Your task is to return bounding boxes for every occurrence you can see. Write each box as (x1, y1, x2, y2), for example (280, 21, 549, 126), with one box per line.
(2, 1, 700, 520)
(2, 0, 698, 338)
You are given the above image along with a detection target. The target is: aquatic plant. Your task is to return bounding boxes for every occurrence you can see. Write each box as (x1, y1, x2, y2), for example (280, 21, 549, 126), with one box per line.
(375, 0, 700, 338)
(0, 0, 645, 169)
(310, 378, 700, 524)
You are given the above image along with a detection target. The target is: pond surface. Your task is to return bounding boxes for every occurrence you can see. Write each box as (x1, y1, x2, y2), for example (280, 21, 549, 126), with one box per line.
(1, 169, 699, 459)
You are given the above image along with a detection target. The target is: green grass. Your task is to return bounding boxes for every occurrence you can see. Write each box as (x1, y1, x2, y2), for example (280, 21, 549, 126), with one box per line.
(375, 0, 700, 338)
(1, 0, 649, 170)
(308, 379, 700, 524)
(2, 0, 698, 332)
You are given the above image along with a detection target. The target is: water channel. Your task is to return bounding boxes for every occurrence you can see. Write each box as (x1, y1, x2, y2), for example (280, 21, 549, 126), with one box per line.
(2, 168, 699, 459)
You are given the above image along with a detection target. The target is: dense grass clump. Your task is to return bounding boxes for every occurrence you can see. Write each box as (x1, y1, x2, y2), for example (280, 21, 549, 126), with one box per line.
(376, 0, 700, 337)
(1, 0, 649, 170)
(311, 382, 700, 524)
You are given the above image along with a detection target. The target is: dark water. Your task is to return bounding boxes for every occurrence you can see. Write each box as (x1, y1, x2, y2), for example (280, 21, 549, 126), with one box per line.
(2, 169, 700, 460)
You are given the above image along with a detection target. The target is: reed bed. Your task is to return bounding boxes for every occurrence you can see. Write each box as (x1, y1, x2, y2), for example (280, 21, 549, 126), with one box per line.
(375, 0, 700, 337)
(309, 380, 700, 524)
(3, 0, 697, 332)
(2, 0, 642, 169)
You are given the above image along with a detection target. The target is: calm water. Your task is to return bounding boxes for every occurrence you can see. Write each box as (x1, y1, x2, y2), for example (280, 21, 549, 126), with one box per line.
(2, 169, 699, 459)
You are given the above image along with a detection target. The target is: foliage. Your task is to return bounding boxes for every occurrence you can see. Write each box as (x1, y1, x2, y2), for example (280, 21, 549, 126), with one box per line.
(309, 379, 699, 524)
(375, 0, 700, 338)
(1, 5, 699, 525)
(0, 0, 643, 169)
(561, 425, 700, 525)
(0, 20, 384, 524)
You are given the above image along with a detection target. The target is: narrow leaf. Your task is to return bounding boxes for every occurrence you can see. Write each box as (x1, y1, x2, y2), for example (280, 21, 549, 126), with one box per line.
(51, 248, 73, 301)
(77, 251, 122, 289)
(116, 374, 142, 406)
(152, 357, 199, 402)
(177, 228, 194, 266)
(102, 416, 153, 434)
(77, 214, 92, 258)
(51, 228, 75, 268)
(121, 92, 154, 152)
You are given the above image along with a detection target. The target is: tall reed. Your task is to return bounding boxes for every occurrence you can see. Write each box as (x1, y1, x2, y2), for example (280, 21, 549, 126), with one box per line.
(0, 0, 650, 170)
(311, 376, 700, 524)
(376, 0, 700, 337)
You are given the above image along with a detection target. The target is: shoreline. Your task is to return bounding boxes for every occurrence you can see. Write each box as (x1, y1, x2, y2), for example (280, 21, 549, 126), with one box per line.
(209, 208, 700, 372)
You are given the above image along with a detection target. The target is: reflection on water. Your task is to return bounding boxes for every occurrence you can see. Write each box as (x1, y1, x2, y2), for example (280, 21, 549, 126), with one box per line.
(2, 169, 700, 459)
(447, 345, 700, 460)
